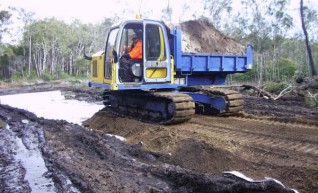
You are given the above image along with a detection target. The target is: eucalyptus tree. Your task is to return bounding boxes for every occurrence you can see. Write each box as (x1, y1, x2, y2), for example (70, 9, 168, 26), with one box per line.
(228, 0, 297, 83)
(70, 20, 98, 76)
(0, 46, 12, 79)
(238, 0, 273, 84)
(201, 0, 232, 29)
(265, 0, 293, 81)
(0, 9, 11, 43)
(161, 0, 173, 23)
(10, 7, 35, 77)
(300, 0, 317, 76)
(70, 17, 113, 76)
(0, 8, 12, 79)
(22, 17, 113, 78)
(90, 18, 113, 52)
(24, 18, 73, 77)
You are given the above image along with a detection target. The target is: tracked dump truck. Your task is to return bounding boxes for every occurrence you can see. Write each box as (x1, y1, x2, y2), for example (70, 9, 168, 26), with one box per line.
(85, 18, 253, 124)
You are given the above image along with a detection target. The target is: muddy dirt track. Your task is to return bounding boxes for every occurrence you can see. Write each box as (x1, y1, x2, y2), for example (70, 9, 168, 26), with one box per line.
(0, 85, 318, 193)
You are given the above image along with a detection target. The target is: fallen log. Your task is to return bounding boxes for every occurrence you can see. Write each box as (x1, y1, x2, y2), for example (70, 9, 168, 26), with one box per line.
(241, 84, 273, 99)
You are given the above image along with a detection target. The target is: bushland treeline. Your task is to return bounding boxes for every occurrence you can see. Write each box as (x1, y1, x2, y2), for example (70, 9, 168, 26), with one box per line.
(0, 0, 317, 83)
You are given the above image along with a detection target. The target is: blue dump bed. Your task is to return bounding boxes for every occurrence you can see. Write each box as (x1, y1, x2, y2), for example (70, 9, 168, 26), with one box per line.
(169, 29, 253, 74)
(180, 46, 253, 72)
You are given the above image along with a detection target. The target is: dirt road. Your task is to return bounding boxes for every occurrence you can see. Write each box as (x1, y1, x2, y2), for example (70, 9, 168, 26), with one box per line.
(0, 86, 317, 192)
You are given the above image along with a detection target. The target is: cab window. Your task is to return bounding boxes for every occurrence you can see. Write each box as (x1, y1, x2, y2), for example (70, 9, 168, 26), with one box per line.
(105, 28, 119, 79)
(145, 24, 166, 61)
(119, 23, 142, 57)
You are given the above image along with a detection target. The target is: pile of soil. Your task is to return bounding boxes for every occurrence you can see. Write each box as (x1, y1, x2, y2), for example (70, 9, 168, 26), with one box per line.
(176, 20, 245, 54)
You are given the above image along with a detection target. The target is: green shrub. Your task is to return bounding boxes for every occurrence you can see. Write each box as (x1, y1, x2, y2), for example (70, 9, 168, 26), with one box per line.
(232, 70, 255, 82)
(41, 72, 54, 81)
(11, 73, 25, 81)
(68, 79, 81, 85)
(59, 72, 71, 79)
(264, 81, 287, 94)
(28, 70, 39, 80)
(278, 58, 296, 79)
(304, 92, 317, 107)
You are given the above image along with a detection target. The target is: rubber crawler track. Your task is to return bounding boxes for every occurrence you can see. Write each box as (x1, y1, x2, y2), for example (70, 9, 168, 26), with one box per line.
(203, 87, 244, 115)
(104, 91, 195, 124)
(181, 86, 244, 115)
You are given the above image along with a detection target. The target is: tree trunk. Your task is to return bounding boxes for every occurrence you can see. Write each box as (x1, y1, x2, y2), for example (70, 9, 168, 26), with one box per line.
(69, 54, 73, 75)
(28, 35, 32, 77)
(42, 48, 47, 74)
(33, 53, 40, 77)
(300, 0, 317, 76)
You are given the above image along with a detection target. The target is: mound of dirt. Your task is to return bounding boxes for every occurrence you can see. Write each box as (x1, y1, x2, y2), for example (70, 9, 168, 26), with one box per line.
(170, 138, 247, 173)
(83, 110, 249, 174)
(174, 20, 245, 54)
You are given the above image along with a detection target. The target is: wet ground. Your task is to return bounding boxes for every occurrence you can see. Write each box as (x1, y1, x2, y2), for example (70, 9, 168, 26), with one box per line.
(0, 83, 317, 192)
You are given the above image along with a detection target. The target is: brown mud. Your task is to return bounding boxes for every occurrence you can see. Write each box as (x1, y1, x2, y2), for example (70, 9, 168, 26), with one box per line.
(1, 84, 314, 192)
(84, 91, 318, 193)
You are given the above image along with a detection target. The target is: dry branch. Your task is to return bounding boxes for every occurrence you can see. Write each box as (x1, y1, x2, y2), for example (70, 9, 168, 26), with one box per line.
(241, 82, 318, 104)
(307, 91, 318, 103)
(273, 85, 293, 100)
(241, 84, 273, 99)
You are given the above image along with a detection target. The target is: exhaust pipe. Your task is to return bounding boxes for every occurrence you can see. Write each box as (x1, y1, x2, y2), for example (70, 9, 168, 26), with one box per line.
(83, 46, 92, 60)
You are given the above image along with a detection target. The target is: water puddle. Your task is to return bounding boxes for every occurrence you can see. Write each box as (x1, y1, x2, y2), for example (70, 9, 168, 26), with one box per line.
(0, 90, 104, 124)
(0, 90, 103, 192)
(13, 127, 56, 192)
(0, 123, 55, 192)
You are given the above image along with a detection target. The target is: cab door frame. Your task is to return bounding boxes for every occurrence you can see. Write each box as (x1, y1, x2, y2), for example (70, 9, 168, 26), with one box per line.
(143, 20, 171, 83)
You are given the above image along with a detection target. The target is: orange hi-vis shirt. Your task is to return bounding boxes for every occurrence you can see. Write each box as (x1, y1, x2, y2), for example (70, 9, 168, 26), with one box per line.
(129, 40, 142, 60)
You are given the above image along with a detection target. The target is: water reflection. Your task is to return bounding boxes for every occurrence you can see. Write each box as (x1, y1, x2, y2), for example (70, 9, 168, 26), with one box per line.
(0, 90, 100, 192)
(0, 90, 104, 124)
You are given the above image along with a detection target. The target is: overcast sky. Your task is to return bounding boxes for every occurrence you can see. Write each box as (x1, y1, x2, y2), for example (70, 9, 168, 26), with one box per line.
(1, 0, 317, 43)
(1, 0, 203, 23)
(2, 0, 318, 24)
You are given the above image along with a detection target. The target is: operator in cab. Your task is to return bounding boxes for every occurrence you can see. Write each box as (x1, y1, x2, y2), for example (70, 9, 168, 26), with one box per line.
(122, 34, 142, 61)
(120, 33, 143, 82)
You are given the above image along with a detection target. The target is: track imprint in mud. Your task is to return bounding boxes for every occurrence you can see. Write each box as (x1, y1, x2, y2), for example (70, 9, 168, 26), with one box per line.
(188, 118, 318, 156)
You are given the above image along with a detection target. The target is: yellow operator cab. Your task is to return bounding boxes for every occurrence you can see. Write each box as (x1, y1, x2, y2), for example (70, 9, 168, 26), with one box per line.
(87, 18, 174, 91)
